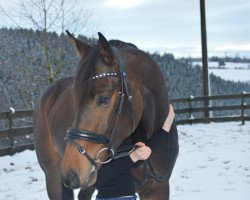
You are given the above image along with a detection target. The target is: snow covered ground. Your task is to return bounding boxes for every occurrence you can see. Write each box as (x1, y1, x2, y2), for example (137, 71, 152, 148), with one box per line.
(192, 61, 250, 83)
(0, 122, 249, 200)
(171, 122, 250, 200)
(209, 68, 250, 83)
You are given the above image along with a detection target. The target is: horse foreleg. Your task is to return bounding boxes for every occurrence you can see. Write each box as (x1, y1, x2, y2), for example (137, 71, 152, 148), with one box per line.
(78, 186, 95, 200)
(44, 160, 74, 200)
(37, 143, 73, 200)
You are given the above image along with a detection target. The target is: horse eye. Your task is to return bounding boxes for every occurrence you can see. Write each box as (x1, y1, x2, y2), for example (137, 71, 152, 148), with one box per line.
(98, 96, 110, 105)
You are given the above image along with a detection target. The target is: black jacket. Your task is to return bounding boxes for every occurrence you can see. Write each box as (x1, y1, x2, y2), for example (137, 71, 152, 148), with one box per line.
(95, 125, 179, 198)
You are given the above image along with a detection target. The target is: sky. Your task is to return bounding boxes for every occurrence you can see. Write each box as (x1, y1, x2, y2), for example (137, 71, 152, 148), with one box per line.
(0, 0, 250, 58)
(85, 0, 250, 58)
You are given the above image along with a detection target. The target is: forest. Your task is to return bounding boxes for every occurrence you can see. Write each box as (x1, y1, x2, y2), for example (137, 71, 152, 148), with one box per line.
(0, 28, 249, 112)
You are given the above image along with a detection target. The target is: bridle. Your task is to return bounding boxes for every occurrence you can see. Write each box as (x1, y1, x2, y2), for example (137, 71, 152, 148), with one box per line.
(64, 47, 137, 169)
(64, 47, 172, 185)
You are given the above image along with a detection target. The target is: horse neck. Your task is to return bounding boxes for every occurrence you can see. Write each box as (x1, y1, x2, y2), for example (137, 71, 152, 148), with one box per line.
(142, 57, 169, 130)
(130, 54, 169, 141)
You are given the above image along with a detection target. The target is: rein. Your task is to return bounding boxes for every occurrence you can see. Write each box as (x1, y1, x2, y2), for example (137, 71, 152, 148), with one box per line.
(64, 47, 136, 168)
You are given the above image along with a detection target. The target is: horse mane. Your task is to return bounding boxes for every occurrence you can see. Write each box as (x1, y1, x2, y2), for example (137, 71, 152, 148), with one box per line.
(108, 39, 138, 49)
(72, 48, 98, 104)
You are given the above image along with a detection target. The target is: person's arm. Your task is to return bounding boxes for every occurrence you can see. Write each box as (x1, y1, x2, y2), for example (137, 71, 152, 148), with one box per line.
(145, 104, 175, 151)
(144, 104, 178, 181)
(162, 104, 175, 132)
(130, 104, 175, 160)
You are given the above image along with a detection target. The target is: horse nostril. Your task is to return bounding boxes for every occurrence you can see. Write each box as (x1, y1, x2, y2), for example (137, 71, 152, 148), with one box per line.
(63, 178, 71, 188)
(63, 170, 80, 189)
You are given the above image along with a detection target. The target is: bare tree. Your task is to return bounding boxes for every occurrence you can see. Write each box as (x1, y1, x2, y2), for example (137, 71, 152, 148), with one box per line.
(0, 0, 92, 82)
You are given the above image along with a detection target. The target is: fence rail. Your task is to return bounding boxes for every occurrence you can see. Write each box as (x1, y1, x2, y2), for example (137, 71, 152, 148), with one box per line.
(0, 109, 34, 156)
(0, 92, 250, 156)
(171, 92, 250, 125)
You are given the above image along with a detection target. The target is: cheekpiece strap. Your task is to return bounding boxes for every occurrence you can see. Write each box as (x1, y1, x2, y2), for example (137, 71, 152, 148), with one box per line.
(64, 136, 98, 168)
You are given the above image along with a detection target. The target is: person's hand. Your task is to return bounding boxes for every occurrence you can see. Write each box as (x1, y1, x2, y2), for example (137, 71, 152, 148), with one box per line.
(162, 104, 175, 133)
(129, 142, 152, 163)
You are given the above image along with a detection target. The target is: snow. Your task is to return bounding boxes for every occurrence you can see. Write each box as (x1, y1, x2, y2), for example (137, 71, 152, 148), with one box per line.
(0, 151, 47, 200)
(9, 107, 15, 114)
(209, 69, 250, 83)
(170, 122, 250, 200)
(0, 122, 250, 200)
(192, 62, 250, 83)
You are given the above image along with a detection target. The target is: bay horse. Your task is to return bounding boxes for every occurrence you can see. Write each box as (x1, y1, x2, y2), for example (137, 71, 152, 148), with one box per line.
(33, 31, 178, 200)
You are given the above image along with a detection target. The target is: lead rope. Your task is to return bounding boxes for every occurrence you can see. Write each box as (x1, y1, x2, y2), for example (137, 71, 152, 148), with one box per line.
(135, 156, 176, 191)
(146, 159, 166, 182)
(135, 160, 149, 191)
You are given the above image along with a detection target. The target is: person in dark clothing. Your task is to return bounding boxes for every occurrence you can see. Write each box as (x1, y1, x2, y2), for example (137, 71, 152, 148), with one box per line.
(95, 105, 178, 200)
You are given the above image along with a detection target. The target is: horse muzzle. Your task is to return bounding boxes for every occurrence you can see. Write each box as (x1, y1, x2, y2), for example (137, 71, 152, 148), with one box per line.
(63, 166, 98, 190)
(63, 169, 81, 189)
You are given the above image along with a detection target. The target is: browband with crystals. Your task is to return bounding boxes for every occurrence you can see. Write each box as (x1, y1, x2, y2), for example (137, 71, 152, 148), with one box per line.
(89, 72, 126, 80)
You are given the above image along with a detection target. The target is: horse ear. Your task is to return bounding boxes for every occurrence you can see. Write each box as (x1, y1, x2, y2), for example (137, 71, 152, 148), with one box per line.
(97, 32, 114, 65)
(66, 30, 90, 58)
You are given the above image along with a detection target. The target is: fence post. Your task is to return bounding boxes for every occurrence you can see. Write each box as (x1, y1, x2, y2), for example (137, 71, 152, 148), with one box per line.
(189, 95, 194, 124)
(241, 91, 246, 125)
(7, 107, 15, 155)
(31, 101, 34, 110)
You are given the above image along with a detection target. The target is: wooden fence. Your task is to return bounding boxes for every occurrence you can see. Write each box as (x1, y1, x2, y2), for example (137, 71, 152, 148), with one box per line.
(0, 92, 250, 156)
(0, 109, 34, 156)
(171, 92, 250, 125)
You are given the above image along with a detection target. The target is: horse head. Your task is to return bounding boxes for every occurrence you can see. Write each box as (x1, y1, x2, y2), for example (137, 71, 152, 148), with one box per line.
(61, 31, 144, 189)
(61, 31, 169, 189)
